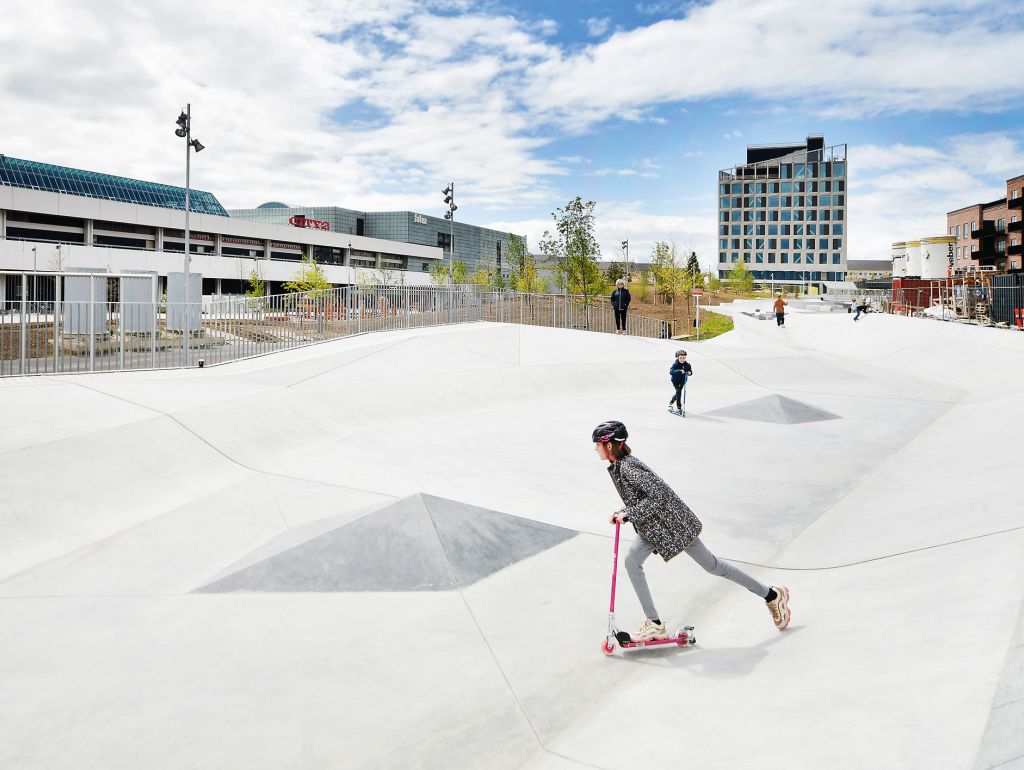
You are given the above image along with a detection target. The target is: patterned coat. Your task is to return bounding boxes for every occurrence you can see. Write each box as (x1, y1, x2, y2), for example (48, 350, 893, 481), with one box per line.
(607, 455, 702, 562)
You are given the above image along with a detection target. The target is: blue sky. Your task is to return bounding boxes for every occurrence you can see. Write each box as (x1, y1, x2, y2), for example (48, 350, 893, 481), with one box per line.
(1, 0, 1022, 268)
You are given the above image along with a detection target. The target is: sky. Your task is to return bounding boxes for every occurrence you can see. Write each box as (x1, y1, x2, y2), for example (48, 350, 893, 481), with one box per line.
(1, 0, 1022, 270)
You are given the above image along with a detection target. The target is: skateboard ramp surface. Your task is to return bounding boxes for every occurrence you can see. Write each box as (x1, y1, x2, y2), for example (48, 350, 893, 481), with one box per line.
(1, 315, 1022, 769)
(198, 492, 578, 592)
(705, 393, 841, 423)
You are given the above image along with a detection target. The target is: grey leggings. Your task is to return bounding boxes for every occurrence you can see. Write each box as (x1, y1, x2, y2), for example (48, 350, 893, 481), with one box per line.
(625, 534, 769, 621)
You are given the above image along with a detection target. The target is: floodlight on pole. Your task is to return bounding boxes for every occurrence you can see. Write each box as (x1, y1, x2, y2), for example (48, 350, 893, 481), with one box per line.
(441, 184, 455, 276)
(174, 102, 204, 367)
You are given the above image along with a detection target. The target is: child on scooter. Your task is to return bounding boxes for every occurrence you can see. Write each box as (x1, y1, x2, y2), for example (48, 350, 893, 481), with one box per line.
(592, 420, 791, 640)
(668, 349, 692, 415)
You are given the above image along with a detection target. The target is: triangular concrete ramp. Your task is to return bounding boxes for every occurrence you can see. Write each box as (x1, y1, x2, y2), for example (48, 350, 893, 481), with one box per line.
(706, 394, 840, 424)
(196, 493, 577, 592)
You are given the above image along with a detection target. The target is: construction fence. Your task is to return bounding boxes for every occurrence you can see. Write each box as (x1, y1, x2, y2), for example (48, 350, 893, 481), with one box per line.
(889, 276, 1024, 327)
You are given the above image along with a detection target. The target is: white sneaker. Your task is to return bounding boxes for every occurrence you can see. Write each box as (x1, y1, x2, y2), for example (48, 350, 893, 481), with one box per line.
(766, 586, 791, 630)
(633, 618, 668, 641)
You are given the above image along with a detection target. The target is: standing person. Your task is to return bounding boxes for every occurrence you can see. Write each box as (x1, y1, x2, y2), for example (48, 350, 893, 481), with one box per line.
(668, 349, 692, 415)
(611, 279, 631, 335)
(773, 293, 788, 327)
(592, 421, 791, 640)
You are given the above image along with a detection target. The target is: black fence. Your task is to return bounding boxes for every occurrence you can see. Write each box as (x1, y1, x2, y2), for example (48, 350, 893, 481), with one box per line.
(991, 274, 1024, 326)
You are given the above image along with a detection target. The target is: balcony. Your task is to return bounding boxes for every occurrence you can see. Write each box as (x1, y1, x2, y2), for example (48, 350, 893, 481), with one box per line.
(1009, 219, 1023, 233)
(1009, 196, 1023, 210)
(971, 222, 993, 239)
(1009, 243, 1023, 256)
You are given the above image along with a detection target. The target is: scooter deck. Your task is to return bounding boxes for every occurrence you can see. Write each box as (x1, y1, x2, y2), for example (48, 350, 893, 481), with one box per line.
(603, 626, 696, 654)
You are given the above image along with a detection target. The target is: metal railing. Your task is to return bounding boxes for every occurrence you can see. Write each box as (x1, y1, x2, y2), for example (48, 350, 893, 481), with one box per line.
(0, 276, 674, 377)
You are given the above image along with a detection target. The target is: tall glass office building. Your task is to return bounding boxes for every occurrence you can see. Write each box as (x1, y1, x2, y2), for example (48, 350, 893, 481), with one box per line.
(230, 203, 524, 275)
(717, 135, 847, 284)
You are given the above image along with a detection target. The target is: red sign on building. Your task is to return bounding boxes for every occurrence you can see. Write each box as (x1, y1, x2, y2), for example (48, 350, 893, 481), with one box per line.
(288, 215, 330, 231)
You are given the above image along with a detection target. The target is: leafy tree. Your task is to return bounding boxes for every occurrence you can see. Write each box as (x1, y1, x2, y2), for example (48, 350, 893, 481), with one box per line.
(428, 259, 469, 285)
(635, 267, 652, 301)
(284, 259, 332, 295)
(706, 271, 722, 294)
(651, 240, 692, 320)
(541, 196, 605, 304)
(245, 266, 266, 311)
(245, 266, 265, 298)
(727, 259, 755, 294)
(686, 251, 701, 278)
(428, 260, 448, 285)
(605, 260, 628, 283)
(507, 234, 545, 294)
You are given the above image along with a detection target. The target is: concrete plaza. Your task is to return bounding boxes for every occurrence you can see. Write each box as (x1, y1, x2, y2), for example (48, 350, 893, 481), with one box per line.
(1, 307, 1021, 769)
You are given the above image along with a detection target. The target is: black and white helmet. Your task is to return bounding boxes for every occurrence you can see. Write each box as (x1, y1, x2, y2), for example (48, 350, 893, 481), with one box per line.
(675, 349, 688, 357)
(592, 420, 628, 444)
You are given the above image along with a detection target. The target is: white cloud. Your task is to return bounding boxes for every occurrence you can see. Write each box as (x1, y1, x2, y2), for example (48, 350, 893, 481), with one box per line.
(524, 0, 1024, 127)
(487, 200, 718, 273)
(636, 1, 681, 15)
(722, 130, 743, 139)
(848, 134, 1023, 261)
(0, 0, 1020, 270)
(585, 17, 611, 37)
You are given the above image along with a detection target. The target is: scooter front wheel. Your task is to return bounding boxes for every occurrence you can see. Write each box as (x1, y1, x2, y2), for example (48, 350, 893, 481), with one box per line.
(601, 638, 616, 656)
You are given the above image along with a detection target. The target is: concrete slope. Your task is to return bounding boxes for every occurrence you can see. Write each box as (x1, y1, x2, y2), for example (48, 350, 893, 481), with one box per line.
(0, 318, 1021, 769)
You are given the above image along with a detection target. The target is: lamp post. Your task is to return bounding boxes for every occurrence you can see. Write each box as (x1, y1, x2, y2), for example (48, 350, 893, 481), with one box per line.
(442, 182, 456, 322)
(621, 239, 629, 284)
(174, 104, 205, 366)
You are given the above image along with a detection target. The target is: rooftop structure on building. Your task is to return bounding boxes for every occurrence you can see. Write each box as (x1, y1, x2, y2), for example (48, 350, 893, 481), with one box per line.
(717, 134, 848, 288)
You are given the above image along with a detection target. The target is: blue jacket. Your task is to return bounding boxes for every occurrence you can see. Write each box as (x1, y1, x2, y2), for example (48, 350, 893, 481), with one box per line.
(670, 360, 692, 385)
(610, 288, 631, 310)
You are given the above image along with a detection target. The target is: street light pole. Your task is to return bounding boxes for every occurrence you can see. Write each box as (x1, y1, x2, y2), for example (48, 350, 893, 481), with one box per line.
(442, 182, 456, 322)
(621, 239, 629, 284)
(175, 104, 204, 367)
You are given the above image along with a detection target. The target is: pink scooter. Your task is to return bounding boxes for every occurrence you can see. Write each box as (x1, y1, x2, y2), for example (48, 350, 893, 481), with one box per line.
(602, 520, 696, 655)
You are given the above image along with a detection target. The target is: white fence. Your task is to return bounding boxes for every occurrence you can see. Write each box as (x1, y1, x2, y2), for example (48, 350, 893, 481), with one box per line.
(0, 275, 673, 377)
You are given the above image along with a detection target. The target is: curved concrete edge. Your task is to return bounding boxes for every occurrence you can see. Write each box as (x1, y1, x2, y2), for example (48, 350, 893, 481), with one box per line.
(974, 590, 1024, 770)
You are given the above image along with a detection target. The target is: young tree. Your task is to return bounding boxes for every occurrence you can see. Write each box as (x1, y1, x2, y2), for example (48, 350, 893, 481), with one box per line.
(506, 234, 540, 293)
(651, 241, 692, 322)
(706, 271, 722, 294)
(284, 260, 332, 296)
(636, 267, 652, 301)
(686, 251, 701, 279)
(727, 260, 755, 294)
(428, 260, 449, 285)
(428, 259, 469, 285)
(541, 196, 606, 304)
(605, 260, 628, 283)
(245, 266, 265, 298)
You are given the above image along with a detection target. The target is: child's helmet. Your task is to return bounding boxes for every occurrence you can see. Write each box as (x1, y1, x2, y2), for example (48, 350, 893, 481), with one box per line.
(592, 420, 628, 444)
(675, 349, 687, 357)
